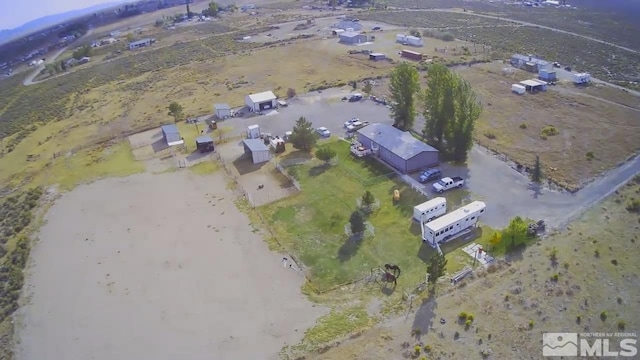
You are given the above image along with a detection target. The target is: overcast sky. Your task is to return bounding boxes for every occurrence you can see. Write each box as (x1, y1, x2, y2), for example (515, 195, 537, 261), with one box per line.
(1, 0, 123, 30)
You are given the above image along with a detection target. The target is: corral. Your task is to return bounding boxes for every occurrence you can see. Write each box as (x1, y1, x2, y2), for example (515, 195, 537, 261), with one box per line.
(15, 171, 326, 360)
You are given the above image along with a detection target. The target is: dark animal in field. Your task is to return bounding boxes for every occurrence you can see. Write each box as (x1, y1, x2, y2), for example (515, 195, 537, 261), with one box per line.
(383, 272, 397, 287)
(384, 263, 401, 278)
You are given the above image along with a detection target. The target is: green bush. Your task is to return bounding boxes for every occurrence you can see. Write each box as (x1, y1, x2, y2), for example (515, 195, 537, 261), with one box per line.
(519, 123, 527, 129)
(625, 198, 640, 213)
(458, 311, 468, 320)
(483, 131, 496, 139)
(540, 125, 559, 137)
(586, 151, 595, 160)
(600, 311, 608, 321)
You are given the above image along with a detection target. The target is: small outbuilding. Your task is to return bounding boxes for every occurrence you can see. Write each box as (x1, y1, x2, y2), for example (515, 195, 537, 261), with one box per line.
(247, 124, 260, 139)
(243, 139, 271, 164)
(339, 32, 368, 44)
(161, 124, 184, 146)
(195, 135, 215, 153)
(538, 69, 557, 82)
(332, 29, 345, 36)
(369, 53, 386, 61)
(129, 38, 153, 50)
(214, 103, 232, 119)
(520, 79, 548, 92)
(245, 91, 277, 112)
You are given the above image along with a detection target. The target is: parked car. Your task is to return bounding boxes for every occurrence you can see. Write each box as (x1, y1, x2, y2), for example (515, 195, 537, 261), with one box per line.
(349, 93, 363, 102)
(553, 62, 561, 68)
(346, 121, 363, 132)
(344, 117, 360, 128)
(316, 127, 331, 137)
(418, 168, 442, 183)
(432, 176, 465, 193)
(372, 26, 382, 31)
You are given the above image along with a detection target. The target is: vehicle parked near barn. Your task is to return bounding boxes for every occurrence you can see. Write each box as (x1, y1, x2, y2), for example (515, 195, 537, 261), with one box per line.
(432, 177, 465, 193)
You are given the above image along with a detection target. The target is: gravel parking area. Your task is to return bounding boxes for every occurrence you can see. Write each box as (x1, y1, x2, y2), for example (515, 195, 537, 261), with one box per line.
(219, 89, 395, 139)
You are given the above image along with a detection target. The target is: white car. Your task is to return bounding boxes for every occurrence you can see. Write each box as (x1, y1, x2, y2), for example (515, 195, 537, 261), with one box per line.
(316, 127, 331, 137)
(346, 121, 363, 132)
(344, 117, 360, 128)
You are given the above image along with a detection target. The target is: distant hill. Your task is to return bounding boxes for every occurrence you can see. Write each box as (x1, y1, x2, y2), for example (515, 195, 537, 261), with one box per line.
(573, 0, 640, 23)
(0, 1, 129, 45)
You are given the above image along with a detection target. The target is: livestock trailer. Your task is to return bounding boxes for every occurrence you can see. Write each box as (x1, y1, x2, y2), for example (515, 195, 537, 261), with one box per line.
(413, 197, 447, 222)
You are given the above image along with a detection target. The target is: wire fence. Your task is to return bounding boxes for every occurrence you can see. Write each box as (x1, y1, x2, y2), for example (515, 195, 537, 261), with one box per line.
(214, 152, 255, 208)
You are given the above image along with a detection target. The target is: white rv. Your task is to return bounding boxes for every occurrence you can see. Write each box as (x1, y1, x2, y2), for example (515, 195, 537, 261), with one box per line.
(413, 197, 447, 222)
(422, 201, 486, 246)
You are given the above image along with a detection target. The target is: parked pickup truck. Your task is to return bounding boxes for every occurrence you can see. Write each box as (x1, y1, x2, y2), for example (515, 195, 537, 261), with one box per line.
(432, 176, 465, 193)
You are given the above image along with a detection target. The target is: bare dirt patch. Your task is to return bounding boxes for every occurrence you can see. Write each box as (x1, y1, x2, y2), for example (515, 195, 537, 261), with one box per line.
(15, 171, 325, 360)
(217, 141, 298, 206)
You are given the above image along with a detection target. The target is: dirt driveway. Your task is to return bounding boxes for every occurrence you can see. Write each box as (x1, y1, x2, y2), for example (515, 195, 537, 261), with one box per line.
(15, 171, 325, 360)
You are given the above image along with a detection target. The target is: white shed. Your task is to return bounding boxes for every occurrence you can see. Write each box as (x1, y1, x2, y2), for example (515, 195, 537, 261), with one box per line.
(512, 84, 526, 95)
(245, 91, 277, 112)
(214, 103, 232, 119)
(243, 139, 270, 164)
(405, 35, 423, 47)
(247, 124, 260, 139)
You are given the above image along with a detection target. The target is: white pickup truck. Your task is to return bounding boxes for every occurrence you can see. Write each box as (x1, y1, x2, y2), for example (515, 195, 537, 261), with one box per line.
(432, 176, 465, 193)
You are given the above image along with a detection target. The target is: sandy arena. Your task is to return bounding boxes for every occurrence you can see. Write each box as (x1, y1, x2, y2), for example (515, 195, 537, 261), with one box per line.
(14, 171, 325, 360)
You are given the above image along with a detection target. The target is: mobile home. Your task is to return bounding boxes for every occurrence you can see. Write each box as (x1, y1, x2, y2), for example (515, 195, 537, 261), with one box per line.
(413, 197, 447, 222)
(422, 201, 486, 246)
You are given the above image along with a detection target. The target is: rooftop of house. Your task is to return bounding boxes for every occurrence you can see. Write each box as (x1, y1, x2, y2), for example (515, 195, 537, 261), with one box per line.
(512, 53, 549, 66)
(357, 123, 438, 160)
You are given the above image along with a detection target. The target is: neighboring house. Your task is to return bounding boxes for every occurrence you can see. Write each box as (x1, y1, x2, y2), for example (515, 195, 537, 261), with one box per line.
(356, 123, 439, 174)
(129, 38, 154, 50)
(510, 54, 552, 73)
(339, 32, 368, 44)
(245, 91, 277, 112)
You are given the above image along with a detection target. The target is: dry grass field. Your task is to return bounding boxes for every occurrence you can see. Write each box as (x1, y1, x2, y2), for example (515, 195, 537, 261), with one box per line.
(310, 176, 640, 360)
(457, 63, 640, 190)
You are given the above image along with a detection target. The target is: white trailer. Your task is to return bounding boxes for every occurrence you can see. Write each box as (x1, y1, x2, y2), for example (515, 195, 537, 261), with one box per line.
(511, 84, 526, 95)
(413, 197, 447, 222)
(405, 35, 423, 47)
(396, 34, 407, 43)
(572, 72, 591, 85)
(422, 201, 486, 246)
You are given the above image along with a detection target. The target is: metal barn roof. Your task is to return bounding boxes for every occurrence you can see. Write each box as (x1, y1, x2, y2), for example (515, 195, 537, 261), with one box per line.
(370, 53, 385, 57)
(129, 38, 151, 46)
(425, 201, 486, 232)
(243, 139, 269, 152)
(520, 79, 544, 87)
(357, 123, 438, 160)
(214, 103, 231, 110)
(247, 91, 276, 103)
(161, 124, 183, 145)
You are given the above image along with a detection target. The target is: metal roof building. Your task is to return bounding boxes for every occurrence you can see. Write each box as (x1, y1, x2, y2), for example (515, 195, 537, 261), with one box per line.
(242, 139, 271, 164)
(339, 32, 367, 44)
(245, 91, 277, 112)
(510, 53, 552, 72)
(214, 103, 232, 119)
(356, 123, 439, 174)
(161, 124, 184, 146)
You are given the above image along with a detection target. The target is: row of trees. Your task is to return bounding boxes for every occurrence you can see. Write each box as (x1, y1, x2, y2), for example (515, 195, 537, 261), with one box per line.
(388, 63, 483, 163)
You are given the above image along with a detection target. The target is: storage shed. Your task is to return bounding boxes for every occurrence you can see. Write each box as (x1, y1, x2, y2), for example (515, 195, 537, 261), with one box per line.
(247, 124, 260, 139)
(510, 54, 551, 73)
(243, 139, 270, 164)
(369, 53, 386, 61)
(161, 124, 184, 146)
(245, 91, 277, 112)
(339, 32, 368, 44)
(356, 123, 439, 174)
(214, 103, 232, 119)
(538, 69, 557, 82)
(401, 49, 423, 61)
(520, 79, 548, 92)
(195, 135, 214, 153)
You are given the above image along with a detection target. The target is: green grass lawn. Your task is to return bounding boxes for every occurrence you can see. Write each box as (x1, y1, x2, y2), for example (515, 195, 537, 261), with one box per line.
(260, 141, 441, 292)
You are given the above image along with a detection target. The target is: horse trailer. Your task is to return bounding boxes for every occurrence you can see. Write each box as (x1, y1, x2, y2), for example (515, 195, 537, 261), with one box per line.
(413, 197, 447, 222)
(422, 201, 486, 246)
